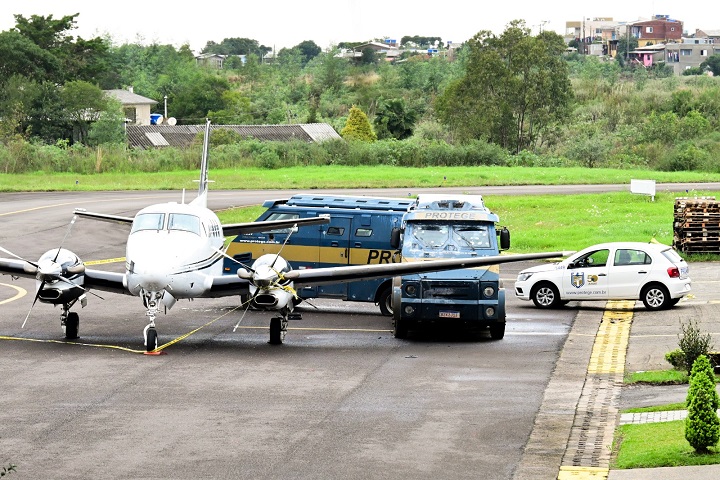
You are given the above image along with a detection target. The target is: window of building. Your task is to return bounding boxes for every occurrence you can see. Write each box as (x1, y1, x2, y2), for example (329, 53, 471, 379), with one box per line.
(702, 49, 708, 56)
(681, 49, 692, 56)
(646, 26, 653, 33)
(671, 27, 675, 32)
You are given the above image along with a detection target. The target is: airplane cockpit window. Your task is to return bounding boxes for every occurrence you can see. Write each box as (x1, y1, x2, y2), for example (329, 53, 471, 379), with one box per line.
(168, 214, 201, 235)
(131, 213, 165, 233)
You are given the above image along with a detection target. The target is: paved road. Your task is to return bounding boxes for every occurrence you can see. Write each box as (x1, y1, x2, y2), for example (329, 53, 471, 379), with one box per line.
(0, 189, 575, 479)
(1, 184, 718, 479)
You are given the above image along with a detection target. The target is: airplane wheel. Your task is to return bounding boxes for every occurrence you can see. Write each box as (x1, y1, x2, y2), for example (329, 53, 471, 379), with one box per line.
(65, 312, 79, 340)
(146, 328, 158, 352)
(269, 317, 282, 345)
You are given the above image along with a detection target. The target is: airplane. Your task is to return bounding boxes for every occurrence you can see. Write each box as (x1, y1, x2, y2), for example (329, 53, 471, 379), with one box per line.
(0, 120, 572, 352)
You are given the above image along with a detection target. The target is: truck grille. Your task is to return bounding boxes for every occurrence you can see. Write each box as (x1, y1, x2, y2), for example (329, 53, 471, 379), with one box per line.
(421, 281, 477, 300)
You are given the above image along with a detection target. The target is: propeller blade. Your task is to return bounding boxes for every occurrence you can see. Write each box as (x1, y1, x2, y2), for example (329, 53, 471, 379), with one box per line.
(270, 224, 298, 269)
(233, 291, 260, 332)
(57, 275, 104, 300)
(0, 246, 38, 270)
(21, 280, 45, 328)
(211, 247, 256, 274)
(52, 216, 78, 262)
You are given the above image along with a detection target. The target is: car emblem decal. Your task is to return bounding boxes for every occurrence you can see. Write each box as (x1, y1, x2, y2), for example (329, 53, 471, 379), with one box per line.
(571, 272, 584, 288)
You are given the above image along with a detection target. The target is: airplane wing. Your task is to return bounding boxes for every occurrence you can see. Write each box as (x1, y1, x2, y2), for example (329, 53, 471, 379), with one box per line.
(74, 209, 134, 225)
(0, 258, 32, 278)
(0, 257, 129, 295)
(284, 251, 573, 286)
(74, 209, 329, 235)
(221, 216, 329, 236)
(84, 269, 130, 295)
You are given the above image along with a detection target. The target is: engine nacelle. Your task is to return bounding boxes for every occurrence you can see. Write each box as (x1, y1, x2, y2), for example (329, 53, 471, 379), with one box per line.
(34, 248, 87, 306)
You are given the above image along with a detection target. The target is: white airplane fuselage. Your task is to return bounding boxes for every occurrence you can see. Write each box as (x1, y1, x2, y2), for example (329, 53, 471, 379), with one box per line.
(125, 201, 225, 300)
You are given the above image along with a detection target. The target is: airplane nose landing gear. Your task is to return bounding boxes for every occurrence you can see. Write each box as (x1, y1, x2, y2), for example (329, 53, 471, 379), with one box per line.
(143, 323, 158, 352)
(268, 316, 288, 345)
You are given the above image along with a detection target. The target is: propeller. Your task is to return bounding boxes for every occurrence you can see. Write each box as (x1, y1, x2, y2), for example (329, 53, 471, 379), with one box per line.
(6, 215, 103, 328)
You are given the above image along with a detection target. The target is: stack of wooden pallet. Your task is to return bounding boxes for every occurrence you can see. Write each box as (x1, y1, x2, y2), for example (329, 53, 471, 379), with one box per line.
(673, 197, 720, 254)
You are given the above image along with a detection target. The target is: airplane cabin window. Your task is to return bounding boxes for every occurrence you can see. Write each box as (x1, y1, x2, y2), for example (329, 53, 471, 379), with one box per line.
(131, 213, 165, 233)
(168, 213, 201, 235)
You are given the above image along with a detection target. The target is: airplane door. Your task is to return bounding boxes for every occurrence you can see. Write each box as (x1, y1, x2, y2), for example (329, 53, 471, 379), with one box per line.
(317, 217, 352, 297)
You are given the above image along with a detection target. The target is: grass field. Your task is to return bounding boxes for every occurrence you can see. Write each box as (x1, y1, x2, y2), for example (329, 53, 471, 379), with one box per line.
(1, 165, 720, 192)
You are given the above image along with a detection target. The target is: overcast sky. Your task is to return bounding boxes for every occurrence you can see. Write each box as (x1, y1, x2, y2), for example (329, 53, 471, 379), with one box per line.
(1, 1, 716, 53)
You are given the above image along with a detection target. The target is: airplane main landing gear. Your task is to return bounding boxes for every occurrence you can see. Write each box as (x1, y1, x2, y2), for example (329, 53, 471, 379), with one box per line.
(60, 304, 80, 340)
(269, 316, 288, 345)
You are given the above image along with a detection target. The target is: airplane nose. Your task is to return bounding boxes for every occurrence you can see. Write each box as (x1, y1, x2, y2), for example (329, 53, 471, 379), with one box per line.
(134, 268, 171, 291)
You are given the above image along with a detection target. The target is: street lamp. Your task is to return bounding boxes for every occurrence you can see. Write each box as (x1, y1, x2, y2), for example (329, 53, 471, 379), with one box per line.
(164, 95, 168, 120)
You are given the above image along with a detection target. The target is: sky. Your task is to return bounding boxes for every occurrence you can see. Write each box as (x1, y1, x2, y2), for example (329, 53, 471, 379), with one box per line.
(1, 1, 717, 53)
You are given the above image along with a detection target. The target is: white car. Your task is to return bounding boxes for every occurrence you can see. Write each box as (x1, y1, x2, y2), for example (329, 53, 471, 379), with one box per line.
(514, 242, 691, 310)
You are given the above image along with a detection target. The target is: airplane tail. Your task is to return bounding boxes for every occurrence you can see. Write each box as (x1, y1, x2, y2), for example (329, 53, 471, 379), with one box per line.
(191, 118, 212, 207)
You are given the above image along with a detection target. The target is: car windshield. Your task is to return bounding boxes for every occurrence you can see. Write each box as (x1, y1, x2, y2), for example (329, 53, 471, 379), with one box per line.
(406, 223, 492, 255)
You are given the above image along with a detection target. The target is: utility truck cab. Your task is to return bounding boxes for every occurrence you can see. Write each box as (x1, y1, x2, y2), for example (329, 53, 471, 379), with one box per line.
(391, 194, 510, 339)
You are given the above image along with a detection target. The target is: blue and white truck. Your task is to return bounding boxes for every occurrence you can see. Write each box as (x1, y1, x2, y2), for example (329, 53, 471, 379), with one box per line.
(224, 194, 413, 315)
(390, 194, 510, 339)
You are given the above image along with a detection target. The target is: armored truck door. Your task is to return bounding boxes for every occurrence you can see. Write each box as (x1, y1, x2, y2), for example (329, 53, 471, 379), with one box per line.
(317, 217, 352, 297)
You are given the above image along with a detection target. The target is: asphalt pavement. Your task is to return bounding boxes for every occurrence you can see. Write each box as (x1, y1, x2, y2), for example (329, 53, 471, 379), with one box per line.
(513, 260, 720, 480)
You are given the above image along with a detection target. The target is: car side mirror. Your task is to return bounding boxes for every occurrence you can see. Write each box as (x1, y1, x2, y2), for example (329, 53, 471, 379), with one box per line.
(498, 227, 510, 251)
(390, 227, 402, 250)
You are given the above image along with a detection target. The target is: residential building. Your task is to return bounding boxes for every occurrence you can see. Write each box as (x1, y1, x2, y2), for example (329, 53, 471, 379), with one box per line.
(695, 29, 720, 43)
(104, 87, 158, 126)
(629, 15, 683, 46)
(665, 43, 720, 74)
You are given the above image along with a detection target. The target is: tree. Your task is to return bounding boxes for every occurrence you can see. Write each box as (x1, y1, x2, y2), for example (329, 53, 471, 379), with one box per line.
(87, 97, 125, 146)
(60, 80, 107, 144)
(11, 13, 110, 84)
(295, 40, 322, 65)
(0, 30, 60, 81)
(201, 37, 271, 57)
(374, 98, 417, 140)
(615, 34, 639, 62)
(360, 47, 378, 65)
(700, 54, 720, 76)
(685, 355, 720, 453)
(436, 21, 572, 152)
(340, 105, 376, 141)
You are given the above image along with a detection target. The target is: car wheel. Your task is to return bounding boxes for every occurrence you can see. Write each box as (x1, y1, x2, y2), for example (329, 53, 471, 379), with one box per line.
(377, 286, 393, 317)
(641, 284, 671, 310)
(531, 282, 561, 308)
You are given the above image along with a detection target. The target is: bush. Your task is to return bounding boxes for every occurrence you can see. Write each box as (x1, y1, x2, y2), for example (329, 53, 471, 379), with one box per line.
(678, 318, 714, 374)
(685, 355, 720, 453)
(665, 349, 687, 370)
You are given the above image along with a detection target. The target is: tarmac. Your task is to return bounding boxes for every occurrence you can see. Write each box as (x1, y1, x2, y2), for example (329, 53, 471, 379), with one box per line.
(513, 261, 720, 480)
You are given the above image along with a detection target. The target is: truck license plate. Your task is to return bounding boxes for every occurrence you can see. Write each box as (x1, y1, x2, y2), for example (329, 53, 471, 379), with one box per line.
(439, 311, 460, 319)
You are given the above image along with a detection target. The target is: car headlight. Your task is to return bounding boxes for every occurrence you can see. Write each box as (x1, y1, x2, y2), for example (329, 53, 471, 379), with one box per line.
(517, 272, 534, 282)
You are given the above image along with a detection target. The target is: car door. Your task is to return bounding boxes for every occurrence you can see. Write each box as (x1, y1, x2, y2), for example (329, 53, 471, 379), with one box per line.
(561, 248, 610, 300)
(608, 247, 652, 298)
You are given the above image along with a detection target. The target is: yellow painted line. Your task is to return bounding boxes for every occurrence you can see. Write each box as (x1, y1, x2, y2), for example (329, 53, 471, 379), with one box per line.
(558, 466, 609, 479)
(0, 193, 187, 217)
(0, 283, 27, 305)
(233, 326, 392, 333)
(85, 257, 125, 265)
(587, 300, 634, 375)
